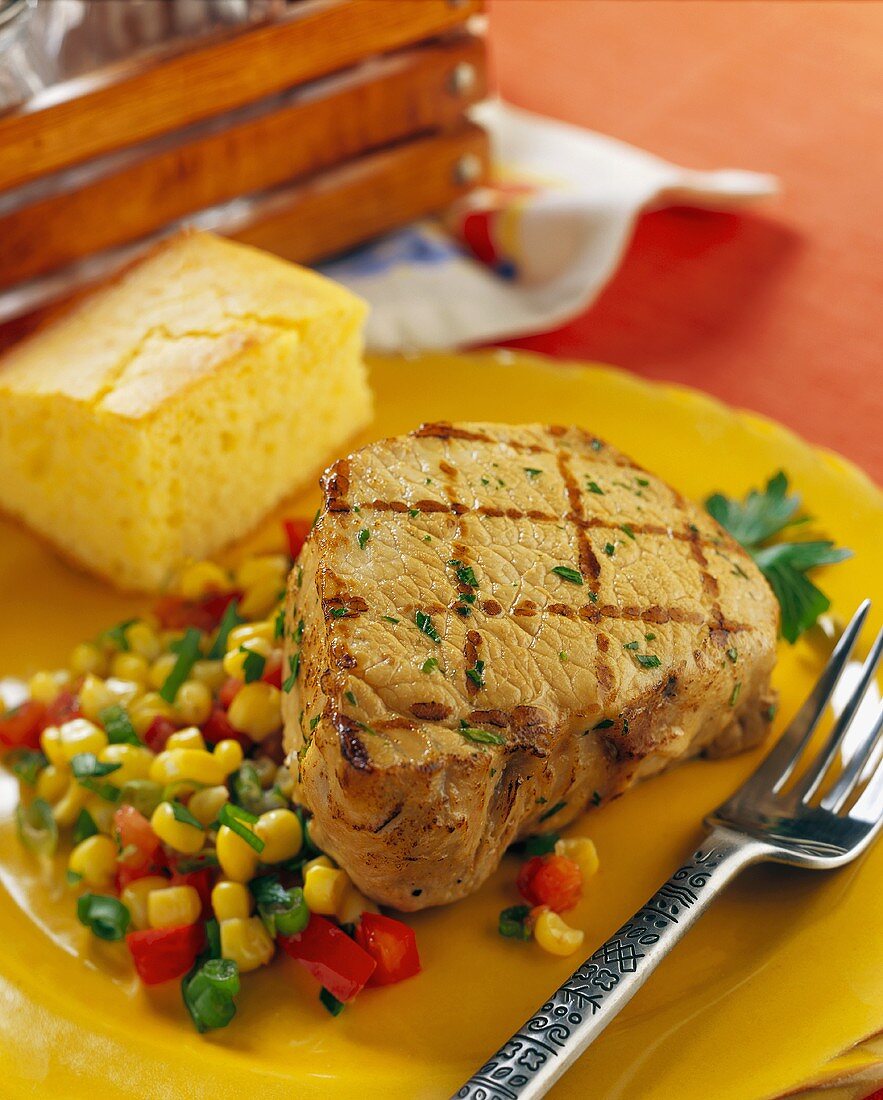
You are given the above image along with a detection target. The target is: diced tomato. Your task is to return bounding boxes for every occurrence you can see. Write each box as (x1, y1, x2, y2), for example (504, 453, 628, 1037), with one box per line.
(261, 654, 283, 689)
(114, 805, 162, 869)
(153, 589, 242, 632)
(279, 914, 376, 1002)
(354, 912, 421, 986)
(201, 704, 250, 749)
(169, 868, 213, 919)
(283, 517, 311, 561)
(44, 689, 82, 728)
(218, 678, 242, 710)
(0, 700, 46, 749)
(517, 854, 583, 913)
(142, 716, 177, 754)
(126, 923, 206, 985)
(115, 863, 161, 893)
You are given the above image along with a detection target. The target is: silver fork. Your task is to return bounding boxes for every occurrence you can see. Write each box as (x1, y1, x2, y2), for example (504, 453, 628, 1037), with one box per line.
(455, 600, 883, 1100)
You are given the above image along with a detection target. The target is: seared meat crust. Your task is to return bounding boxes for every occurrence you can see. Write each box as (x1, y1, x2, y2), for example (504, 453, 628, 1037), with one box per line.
(283, 423, 778, 910)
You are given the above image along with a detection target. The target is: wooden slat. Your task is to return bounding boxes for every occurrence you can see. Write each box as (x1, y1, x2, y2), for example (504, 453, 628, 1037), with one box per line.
(233, 121, 489, 262)
(0, 36, 487, 290)
(0, 0, 484, 191)
(0, 122, 489, 350)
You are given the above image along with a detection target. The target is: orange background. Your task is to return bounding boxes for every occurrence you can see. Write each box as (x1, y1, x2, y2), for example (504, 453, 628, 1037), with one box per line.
(487, 0, 882, 484)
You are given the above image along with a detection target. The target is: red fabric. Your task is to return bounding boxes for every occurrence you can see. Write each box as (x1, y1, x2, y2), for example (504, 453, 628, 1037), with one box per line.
(487, 1, 883, 483)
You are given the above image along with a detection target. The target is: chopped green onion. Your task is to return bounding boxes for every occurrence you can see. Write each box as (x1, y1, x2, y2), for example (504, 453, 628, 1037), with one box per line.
(357, 529, 370, 550)
(169, 800, 204, 830)
(320, 988, 346, 1016)
(603, 543, 615, 557)
(77, 893, 130, 941)
(71, 753, 122, 780)
(219, 802, 264, 854)
(6, 748, 47, 786)
(552, 565, 583, 585)
(620, 524, 636, 540)
(72, 808, 99, 845)
(415, 610, 442, 644)
(240, 647, 266, 684)
(100, 704, 141, 746)
(539, 800, 567, 822)
(160, 627, 203, 702)
(421, 657, 438, 674)
(499, 905, 532, 940)
(465, 659, 485, 688)
(16, 797, 58, 857)
(231, 762, 265, 815)
(586, 480, 604, 495)
(101, 618, 138, 652)
(523, 833, 559, 857)
(183, 958, 240, 1033)
(381, 615, 400, 625)
(459, 725, 505, 746)
(118, 779, 163, 817)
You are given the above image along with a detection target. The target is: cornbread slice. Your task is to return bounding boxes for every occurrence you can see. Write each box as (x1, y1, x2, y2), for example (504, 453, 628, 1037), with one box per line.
(0, 232, 371, 590)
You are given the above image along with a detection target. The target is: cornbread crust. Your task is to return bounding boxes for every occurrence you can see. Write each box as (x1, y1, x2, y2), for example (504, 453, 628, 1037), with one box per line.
(0, 231, 371, 590)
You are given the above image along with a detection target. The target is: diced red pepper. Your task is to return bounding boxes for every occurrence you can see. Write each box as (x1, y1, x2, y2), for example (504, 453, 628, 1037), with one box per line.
(354, 912, 421, 986)
(115, 863, 161, 893)
(217, 679, 242, 710)
(153, 589, 241, 632)
(126, 923, 205, 985)
(44, 689, 82, 728)
(517, 854, 582, 913)
(142, 716, 177, 754)
(114, 805, 162, 869)
(0, 700, 46, 749)
(279, 914, 376, 1002)
(283, 517, 311, 561)
(169, 868, 214, 919)
(261, 654, 283, 689)
(201, 704, 250, 749)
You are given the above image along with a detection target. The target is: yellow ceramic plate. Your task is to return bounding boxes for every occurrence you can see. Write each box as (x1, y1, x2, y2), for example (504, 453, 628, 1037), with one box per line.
(1, 351, 882, 1100)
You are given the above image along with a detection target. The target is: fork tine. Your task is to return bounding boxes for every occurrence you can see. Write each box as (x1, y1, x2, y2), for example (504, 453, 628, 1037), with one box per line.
(850, 740, 883, 824)
(748, 600, 871, 794)
(789, 626, 883, 803)
(821, 700, 883, 812)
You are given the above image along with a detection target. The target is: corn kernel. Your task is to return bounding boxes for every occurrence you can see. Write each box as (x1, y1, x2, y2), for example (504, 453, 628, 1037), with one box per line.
(39, 726, 65, 766)
(52, 780, 90, 827)
(58, 717, 107, 760)
(554, 837, 599, 879)
(172, 680, 212, 726)
(212, 880, 252, 922)
(216, 824, 259, 883)
(150, 801, 205, 855)
(212, 739, 244, 775)
(222, 636, 273, 681)
(188, 785, 229, 827)
(252, 755, 278, 789)
(337, 885, 380, 926)
(36, 762, 69, 803)
(179, 560, 230, 601)
(227, 622, 275, 650)
(121, 875, 168, 930)
(99, 743, 154, 786)
(235, 555, 289, 590)
(239, 574, 283, 619)
(274, 767, 295, 799)
(303, 864, 349, 916)
(84, 793, 117, 834)
(227, 682, 282, 741)
(191, 659, 226, 693)
(28, 669, 71, 704)
(68, 834, 117, 888)
(148, 884, 201, 929)
(533, 907, 585, 957)
(79, 675, 140, 722)
(303, 854, 334, 876)
(70, 641, 106, 677)
(255, 808, 302, 864)
(166, 727, 206, 752)
(148, 653, 178, 691)
(128, 692, 175, 736)
(126, 622, 161, 662)
(111, 652, 150, 685)
(220, 916, 274, 972)
(149, 745, 239, 787)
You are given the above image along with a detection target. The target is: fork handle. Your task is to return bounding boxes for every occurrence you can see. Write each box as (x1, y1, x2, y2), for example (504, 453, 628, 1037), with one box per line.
(453, 826, 766, 1100)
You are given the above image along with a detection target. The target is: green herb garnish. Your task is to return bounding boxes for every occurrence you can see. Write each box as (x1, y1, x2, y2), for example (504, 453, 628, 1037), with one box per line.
(77, 893, 130, 941)
(466, 659, 485, 689)
(499, 904, 532, 940)
(71, 753, 122, 781)
(730, 682, 742, 707)
(309, 715, 321, 731)
(523, 833, 559, 857)
(320, 988, 346, 1016)
(207, 600, 242, 659)
(273, 608, 286, 640)
(449, 560, 479, 588)
(415, 610, 442, 644)
(330, 607, 348, 619)
(620, 524, 636, 540)
(635, 653, 661, 669)
(623, 641, 640, 651)
(459, 725, 505, 746)
(726, 647, 738, 663)
(552, 565, 583, 585)
(381, 615, 400, 624)
(539, 800, 567, 822)
(705, 471, 851, 642)
(421, 657, 439, 674)
(15, 798, 58, 856)
(183, 958, 240, 1033)
(6, 748, 47, 786)
(73, 808, 99, 845)
(586, 480, 604, 495)
(524, 467, 542, 479)
(169, 800, 204, 830)
(101, 618, 138, 652)
(594, 718, 614, 730)
(99, 703, 141, 746)
(357, 529, 370, 550)
(603, 543, 615, 557)
(282, 653, 300, 693)
(219, 803, 265, 854)
(160, 627, 203, 702)
(241, 647, 266, 683)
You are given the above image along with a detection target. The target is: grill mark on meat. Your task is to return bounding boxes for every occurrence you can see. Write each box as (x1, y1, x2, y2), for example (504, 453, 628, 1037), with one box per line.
(322, 594, 369, 619)
(439, 460, 458, 477)
(333, 713, 372, 772)
(556, 447, 602, 591)
(374, 717, 418, 731)
(413, 422, 492, 442)
(373, 804, 403, 832)
(464, 628, 482, 697)
(595, 633, 616, 703)
(322, 459, 351, 512)
(482, 598, 502, 616)
(411, 701, 452, 721)
(469, 708, 508, 727)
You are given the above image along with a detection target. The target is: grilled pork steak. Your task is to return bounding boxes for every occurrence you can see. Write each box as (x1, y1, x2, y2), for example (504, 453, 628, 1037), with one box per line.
(282, 422, 778, 910)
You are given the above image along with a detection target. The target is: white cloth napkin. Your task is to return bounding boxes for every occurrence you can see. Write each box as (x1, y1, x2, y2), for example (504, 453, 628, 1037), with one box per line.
(319, 101, 778, 353)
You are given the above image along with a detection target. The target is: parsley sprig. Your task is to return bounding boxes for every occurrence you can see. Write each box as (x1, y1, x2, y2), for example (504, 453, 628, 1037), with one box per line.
(705, 471, 851, 643)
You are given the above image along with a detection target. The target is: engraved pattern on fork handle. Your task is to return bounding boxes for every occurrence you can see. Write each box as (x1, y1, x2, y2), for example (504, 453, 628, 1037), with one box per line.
(454, 827, 766, 1100)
